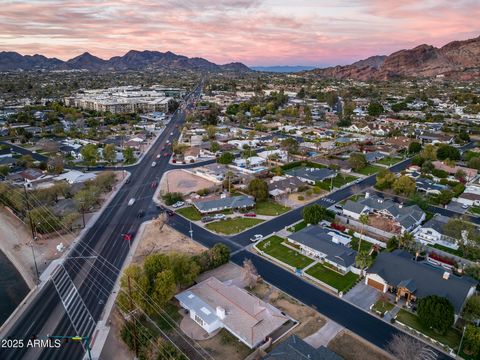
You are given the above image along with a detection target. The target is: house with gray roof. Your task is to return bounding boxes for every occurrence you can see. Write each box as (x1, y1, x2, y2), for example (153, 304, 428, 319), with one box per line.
(342, 194, 425, 234)
(262, 335, 343, 360)
(365, 250, 477, 315)
(284, 166, 335, 185)
(287, 225, 359, 274)
(415, 177, 449, 195)
(192, 195, 255, 214)
(414, 214, 460, 250)
(364, 151, 387, 164)
(175, 277, 289, 349)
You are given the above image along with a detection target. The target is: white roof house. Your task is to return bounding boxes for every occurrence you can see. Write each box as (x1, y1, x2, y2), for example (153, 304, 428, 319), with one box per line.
(175, 277, 289, 348)
(54, 170, 97, 184)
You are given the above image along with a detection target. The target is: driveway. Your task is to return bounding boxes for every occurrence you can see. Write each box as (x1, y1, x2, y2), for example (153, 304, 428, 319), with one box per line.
(304, 319, 343, 348)
(343, 281, 380, 311)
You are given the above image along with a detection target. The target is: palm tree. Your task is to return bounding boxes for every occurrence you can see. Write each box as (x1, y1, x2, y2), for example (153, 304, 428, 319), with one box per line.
(399, 232, 414, 250)
(355, 250, 370, 277)
(357, 213, 369, 252)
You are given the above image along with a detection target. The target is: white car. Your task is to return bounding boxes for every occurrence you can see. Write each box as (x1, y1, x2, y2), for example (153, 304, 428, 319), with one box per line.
(156, 154, 161, 159)
(128, 198, 135, 206)
(172, 201, 185, 208)
(151, 161, 157, 167)
(213, 214, 226, 220)
(250, 234, 263, 242)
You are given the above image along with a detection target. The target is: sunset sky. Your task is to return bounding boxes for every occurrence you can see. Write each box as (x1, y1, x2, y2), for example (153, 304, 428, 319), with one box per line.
(1, 0, 479, 66)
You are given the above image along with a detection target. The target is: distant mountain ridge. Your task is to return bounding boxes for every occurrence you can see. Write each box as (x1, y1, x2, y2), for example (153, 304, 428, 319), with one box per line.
(0, 50, 251, 72)
(310, 35, 480, 80)
(251, 65, 317, 73)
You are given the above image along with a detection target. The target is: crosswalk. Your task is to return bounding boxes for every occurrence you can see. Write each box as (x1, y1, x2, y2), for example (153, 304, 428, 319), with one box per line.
(51, 264, 96, 338)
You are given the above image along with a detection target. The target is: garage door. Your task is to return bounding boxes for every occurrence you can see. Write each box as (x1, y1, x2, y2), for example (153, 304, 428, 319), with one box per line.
(367, 277, 384, 291)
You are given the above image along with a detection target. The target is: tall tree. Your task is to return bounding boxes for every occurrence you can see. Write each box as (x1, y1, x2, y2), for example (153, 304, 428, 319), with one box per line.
(103, 144, 116, 163)
(80, 143, 98, 165)
(417, 295, 454, 334)
(248, 178, 268, 201)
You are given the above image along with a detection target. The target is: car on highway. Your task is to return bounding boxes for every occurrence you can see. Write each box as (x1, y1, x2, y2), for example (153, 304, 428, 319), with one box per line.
(171, 201, 185, 208)
(150, 181, 158, 188)
(201, 216, 214, 223)
(151, 161, 157, 167)
(250, 234, 263, 242)
(170, 132, 174, 136)
(128, 198, 135, 206)
(156, 154, 161, 159)
(213, 214, 226, 220)
(161, 146, 166, 151)
(166, 209, 175, 216)
(163, 152, 170, 157)
(137, 209, 145, 218)
(243, 212, 257, 217)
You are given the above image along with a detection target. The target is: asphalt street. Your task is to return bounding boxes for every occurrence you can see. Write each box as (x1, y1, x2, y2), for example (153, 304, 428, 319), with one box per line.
(3, 97, 474, 359)
(0, 85, 203, 360)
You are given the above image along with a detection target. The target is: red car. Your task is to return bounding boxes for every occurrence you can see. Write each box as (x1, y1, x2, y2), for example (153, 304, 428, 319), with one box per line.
(244, 212, 257, 217)
(164, 152, 170, 157)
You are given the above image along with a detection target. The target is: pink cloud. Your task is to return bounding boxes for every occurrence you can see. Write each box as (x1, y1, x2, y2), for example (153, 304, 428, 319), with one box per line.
(0, 0, 478, 66)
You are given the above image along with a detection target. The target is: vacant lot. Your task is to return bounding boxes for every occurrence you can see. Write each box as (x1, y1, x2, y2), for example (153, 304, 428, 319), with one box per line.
(305, 264, 358, 293)
(205, 217, 264, 235)
(160, 169, 217, 194)
(257, 235, 314, 269)
(328, 331, 392, 360)
(255, 200, 290, 216)
(133, 218, 206, 263)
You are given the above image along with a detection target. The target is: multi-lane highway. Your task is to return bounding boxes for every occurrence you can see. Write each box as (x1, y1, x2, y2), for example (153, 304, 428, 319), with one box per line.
(3, 86, 473, 359)
(0, 85, 203, 359)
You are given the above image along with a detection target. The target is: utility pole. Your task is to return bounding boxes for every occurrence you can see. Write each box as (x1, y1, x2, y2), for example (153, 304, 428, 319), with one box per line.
(127, 276, 139, 358)
(24, 185, 40, 284)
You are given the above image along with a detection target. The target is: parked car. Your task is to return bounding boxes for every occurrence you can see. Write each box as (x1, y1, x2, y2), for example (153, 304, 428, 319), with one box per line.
(172, 201, 185, 208)
(156, 154, 161, 159)
(128, 198, 135, 206)
(243, 212, 257, 217)
(201, 216, 214, 223)
(250, 234, 263, 242)
(166, 210, 175, 216)
(163, 152, 169, 157)
(213, 214, 226, 220)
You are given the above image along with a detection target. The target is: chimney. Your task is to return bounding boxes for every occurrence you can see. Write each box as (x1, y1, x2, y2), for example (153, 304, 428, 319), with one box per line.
(216, 306, 226, 320)
(365, 192, 370, 199)
(443, 271, 450, 280)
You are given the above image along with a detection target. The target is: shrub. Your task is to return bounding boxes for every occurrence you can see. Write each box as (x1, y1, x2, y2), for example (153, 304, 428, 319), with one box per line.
(417, 295, 454, 334)
(162, 192, 183, 205)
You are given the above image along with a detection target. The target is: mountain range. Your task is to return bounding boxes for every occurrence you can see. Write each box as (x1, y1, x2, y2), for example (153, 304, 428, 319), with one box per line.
(310, 35, 480, 80)
(250, 65, 317, 73)
(0, 50, 251, 72)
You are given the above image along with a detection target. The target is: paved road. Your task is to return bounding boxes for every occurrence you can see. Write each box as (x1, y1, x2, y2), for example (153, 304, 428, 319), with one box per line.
(0, 84, 203, 360)
(4, 105, 472, 359)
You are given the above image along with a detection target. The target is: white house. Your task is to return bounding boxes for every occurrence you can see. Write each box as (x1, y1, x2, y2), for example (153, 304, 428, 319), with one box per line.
(414, 214, 460, 250)
(175, 277, 289, 349)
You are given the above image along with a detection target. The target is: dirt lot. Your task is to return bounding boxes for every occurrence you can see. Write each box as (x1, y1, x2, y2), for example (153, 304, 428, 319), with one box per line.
(199, 328, 252, 360)
(132, 217, 206, 264)
(282, 191, 326, 208)
(0, 207, 74, 288)
(250, 281, 326, 339)
(328, 331, 393, 360)
(159, 169, 217, 195)
(368, 214, 401, 235)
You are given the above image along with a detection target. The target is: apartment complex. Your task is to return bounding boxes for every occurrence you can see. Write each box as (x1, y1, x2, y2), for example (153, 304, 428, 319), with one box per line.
(64, 85, 186, 114)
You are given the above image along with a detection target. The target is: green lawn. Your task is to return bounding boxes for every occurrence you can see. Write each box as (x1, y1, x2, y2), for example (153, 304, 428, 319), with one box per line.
(318, 174, 357, 190)
(396, 309, 461, 350)
(372, 298, 394, 315)
(350, 237, 376, 253)
(288, 221, 308, 232)
(205, 217, 264, 235)
(255, 200, 290, 216)
(356, 165, 383, 175)
(432, 244, 464, 257)
(305, 263, 359, 293)
(469, 206, 480, 215)
(176, 206, 202, 221)
(257, 235, 314, 269)
(375, 157, 403, 166)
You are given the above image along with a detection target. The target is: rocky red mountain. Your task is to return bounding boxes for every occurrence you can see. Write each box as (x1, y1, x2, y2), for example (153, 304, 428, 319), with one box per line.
(311, 36, 480, 80)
